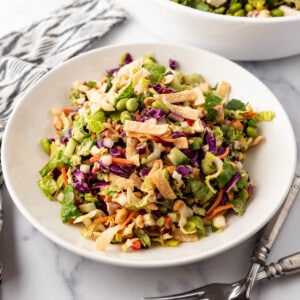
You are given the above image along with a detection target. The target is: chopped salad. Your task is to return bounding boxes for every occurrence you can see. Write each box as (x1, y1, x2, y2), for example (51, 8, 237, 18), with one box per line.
(172, 0, 300, 17)
(38, 53, 274, 252)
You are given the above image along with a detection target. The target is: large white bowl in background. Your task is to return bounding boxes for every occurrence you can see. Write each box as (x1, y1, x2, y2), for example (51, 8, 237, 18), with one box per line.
(119, 0, 300, 61)
(1, 43, 296, 268)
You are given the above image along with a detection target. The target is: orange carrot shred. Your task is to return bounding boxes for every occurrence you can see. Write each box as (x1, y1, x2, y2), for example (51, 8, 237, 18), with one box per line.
(205, 189, 224, 216)
(90, 153, 102, 163)
(62, 108, 73, 115)
(94, 214, 116, 224)
(111, 157, 132, 165)
(205, 204, 233, 221)
(242, 108, 256, 119)
(90, 132, 96, 140)
(121, 210, 139, 229)
(61, 167, 68, 186)
(218, 147, 230, 159)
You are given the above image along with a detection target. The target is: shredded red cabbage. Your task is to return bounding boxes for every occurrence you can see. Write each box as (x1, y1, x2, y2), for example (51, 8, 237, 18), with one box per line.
(205, 130, 217, 154)
(176, 165, 192, 177)
(139, 168, 150, 177)
(149, 83, 177, 94)
(136, 145, 147, 155)
(147, 108, 165, 120)
(110, 164, 136, 178)
(168, 111, 185, 122)
(224, 172, 241, 193)
(170, 132, 187, 138)
(123, 53, 133, 65)
(169, 59, 177, 70)
(110, 148, 122, 157)
(106, 66, 120, 76)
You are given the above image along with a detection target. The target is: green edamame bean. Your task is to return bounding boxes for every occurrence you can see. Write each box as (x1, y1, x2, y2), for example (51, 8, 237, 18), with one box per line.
(271, 8, 283, 17)
(234, 9, 246, 16)
(40, 138, 51, 155)
(256, 2, 264, 11)
(228, 3, 242, 14)
(156, 216, 165, 227)
(245, 3, 253, 12)
(126, 98, 139, 112)
(120, 111, 132, 124)
(214, 6, 226, 14)
(195, 2, 210, 11)
(152, 101, 169, 114)
(115, 98, 128, 111)
(246, 126, 258, 138)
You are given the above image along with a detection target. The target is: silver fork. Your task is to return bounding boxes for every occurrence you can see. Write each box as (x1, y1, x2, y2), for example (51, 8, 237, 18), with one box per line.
(144, 252, 300, 300)
(144, 175, 300, 300)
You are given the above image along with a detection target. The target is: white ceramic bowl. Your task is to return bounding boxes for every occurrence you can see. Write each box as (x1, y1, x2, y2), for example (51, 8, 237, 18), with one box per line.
(1, 43, 296, 268)
(119, 0, 300, 61)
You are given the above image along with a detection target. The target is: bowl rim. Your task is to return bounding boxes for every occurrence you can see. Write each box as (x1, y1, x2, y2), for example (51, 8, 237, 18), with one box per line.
(156, 0, 300, 23)
(1, 42, 297, 268)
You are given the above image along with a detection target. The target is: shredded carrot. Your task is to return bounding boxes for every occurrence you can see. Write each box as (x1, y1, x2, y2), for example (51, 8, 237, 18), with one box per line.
(94, 214, 116, 224)
(150, 135, 177, 143)
(90, 132, 96, 140)
(61, 167, 68, 186)
(205, 189, 224, 216)
(166, 165, 176, 174)
(90, 153, 102, 163)
(218, 147, 230, 159)
(121, 210, 139, 229)
(62, 108, 73, 115)
(205, 204, 233, 221)
(131, 238, 142, 250)
(242, 109, 256, 119)
(111, 157, 132, 165)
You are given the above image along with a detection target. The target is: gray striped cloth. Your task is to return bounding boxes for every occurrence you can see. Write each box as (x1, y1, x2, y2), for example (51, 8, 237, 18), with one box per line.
(0, 0, 127, 284)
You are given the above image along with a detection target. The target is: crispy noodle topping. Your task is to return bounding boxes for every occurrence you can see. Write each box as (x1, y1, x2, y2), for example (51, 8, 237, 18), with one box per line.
(38, 53, 274, 252)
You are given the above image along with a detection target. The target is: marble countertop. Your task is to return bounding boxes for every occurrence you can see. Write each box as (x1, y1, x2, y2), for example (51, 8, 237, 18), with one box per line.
(1, 1, 300, 300)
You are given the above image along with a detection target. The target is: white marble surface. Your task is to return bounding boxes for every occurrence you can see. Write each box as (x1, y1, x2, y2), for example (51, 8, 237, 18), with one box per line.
(1, 1, 300, 300)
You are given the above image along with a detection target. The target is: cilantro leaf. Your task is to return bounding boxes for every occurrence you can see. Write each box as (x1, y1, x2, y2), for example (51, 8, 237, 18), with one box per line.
(225, 99, 246, 111)
(205, 93, 222, 121)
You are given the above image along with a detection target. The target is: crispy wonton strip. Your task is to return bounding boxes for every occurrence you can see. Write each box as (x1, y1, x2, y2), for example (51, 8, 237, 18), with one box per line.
(174, 137, 189, 149)
(214, 81, 231, 102)
(132, 68, 150, 87)
(124, 120, 169, 135)
(108, 173, 134, 190)
(154, 86, 204, 104)
(161, 97, 199, 120)
(129, 173, 143, 190)
(150, 169, 177, 200)
(126, 137, 138, 159)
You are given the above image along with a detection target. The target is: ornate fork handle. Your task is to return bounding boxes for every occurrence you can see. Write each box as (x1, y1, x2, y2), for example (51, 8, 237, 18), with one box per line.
(252, 175, 300, 265)
(256, 252, 300, 281)
(244, 175, 300, 298)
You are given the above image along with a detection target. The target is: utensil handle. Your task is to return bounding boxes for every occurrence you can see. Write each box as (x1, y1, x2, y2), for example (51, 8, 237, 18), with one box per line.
(251, 175, 300, 265)
(256, 252, 300, 281)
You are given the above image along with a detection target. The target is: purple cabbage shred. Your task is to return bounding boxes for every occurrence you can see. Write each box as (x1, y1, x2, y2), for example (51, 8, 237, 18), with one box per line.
(224, 172, 241, 193)
(169, 59, 177, 70)
(176, 165, 192, 177)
